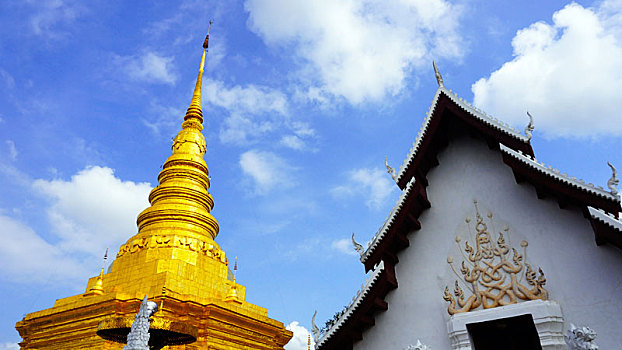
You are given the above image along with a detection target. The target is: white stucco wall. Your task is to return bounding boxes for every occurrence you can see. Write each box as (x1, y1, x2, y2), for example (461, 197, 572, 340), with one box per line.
(353, 136, 622, 350)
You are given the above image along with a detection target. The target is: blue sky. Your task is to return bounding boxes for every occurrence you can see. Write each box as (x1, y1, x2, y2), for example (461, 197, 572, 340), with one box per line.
(1, 0, 621, 348)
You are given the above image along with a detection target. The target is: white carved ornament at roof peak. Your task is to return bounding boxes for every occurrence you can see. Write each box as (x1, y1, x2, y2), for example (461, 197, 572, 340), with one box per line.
(361, 177, 417, 263)
(385, 156, 398, 183)
(351, 232, 364, 258)
(314, 261, 385, 349)
(396, 62, 533, 184)
(499, 144, 620, 201)
(607, 161, 619, 196)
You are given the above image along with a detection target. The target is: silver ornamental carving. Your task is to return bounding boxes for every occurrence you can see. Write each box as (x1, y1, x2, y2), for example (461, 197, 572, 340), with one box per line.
(433, 61, 444, 87)
(406, 340, 431, 350)
(385, 156, 398, 182)
(607, 162, 619, 196)
(525, 111, 535, 141)
(124, 295, 159, 350)
(565, 324, 598, 350)
(311, 310, 320, 344)
(351, 232, 364, 257)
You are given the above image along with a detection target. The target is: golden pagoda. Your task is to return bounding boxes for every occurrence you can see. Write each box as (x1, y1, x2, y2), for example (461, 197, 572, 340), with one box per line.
(15, 30, 293, 349)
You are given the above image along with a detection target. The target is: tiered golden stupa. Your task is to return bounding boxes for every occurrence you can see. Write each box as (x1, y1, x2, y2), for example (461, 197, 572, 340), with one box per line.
(15, 31, 293, 349)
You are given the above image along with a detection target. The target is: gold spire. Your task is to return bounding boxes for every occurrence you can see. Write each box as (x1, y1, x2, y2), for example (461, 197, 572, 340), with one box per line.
(225, 257, 241, 303)
(85, 248, 107, 296)
(134, 27, 221, 246)
(184, 21, 211, 124)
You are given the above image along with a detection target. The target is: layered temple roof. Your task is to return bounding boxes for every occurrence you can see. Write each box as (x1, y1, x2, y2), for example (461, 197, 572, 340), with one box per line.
(315, 65, 622, 350)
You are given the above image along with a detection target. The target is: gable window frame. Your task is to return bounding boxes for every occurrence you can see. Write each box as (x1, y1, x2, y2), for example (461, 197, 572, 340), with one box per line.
(446, 300, 565, 350)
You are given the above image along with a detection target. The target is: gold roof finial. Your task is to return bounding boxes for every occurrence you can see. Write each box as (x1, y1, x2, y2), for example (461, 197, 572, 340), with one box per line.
(308, 334, 311, 350)
(233, 256, 238, 282)
(225, 257, 242, 303)
(85, 248, 108, 296)
(184, 21, 213, 125)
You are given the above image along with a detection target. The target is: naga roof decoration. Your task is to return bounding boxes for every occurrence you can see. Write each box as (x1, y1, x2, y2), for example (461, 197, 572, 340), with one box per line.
(315, 261, 385, 349)
(395, 86, 530, 185)
(361, 177, 417, 264)
(499, 144, 619, 202)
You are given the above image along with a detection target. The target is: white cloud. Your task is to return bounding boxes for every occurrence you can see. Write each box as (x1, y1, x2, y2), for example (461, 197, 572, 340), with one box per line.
(245, 0, 463, 105)
(0, 166, 151, 287)
(114, 52, 178, 85)
(202, 79, 293, 144)
(0, 214, 89, 286)
(142, 0, 226, 56)
(5, 140, 17, 161)
(472, 1, 622, 137)
(291, 122, 316, 137)
(285, 321, 314, 350)
(284, 237, 322, 261)
(26, 0, 82, 39)
(219, 113, 277, 145)
(204, 79, 288, 115)
(33, 166, 152, 257)
(0, 343, 19, 350)
(279, 122, 317, 151)
(331, 238, 358, 256)
(331, 167, 396, 209)
(239, 150, 295, 195)
(280, 135, 305, 150)
(142, 103, 185, 136)
(0, 68, 15, 90)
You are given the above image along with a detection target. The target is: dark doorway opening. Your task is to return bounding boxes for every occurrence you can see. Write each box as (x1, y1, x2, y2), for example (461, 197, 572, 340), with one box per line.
(467, 314, 542, 350)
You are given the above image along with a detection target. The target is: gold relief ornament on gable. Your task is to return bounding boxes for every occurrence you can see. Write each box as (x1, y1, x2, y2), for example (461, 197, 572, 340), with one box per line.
(443, 200, 548, 315)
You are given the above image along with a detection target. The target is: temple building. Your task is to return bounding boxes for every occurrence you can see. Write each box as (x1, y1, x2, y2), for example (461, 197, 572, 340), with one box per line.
(313, 65, 622, 350)
(15, 35, 292, 349)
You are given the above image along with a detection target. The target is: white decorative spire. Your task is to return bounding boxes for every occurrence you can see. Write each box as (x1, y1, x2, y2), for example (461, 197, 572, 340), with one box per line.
(525, 111, 535, 141)
(433, 61, 443, 87)
(351, 232, 364, 258)
(311, 310, 320, 344)
(124, 295, 159, 350)
(607, 162, 619, 196)
(385, 156, 397, 182)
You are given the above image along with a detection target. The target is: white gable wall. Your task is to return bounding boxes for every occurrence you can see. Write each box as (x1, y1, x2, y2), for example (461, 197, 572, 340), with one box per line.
(354, 136, 622, 350)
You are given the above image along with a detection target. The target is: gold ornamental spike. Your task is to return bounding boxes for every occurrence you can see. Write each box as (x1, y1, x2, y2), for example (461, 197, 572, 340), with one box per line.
(184, 22, 213, 124)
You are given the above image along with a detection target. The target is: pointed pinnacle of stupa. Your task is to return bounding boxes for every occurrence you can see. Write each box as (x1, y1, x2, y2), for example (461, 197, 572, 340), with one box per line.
(184, 21, 213, 125)
(85, 247, 108, 296)
(131, 26, 221, 263)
